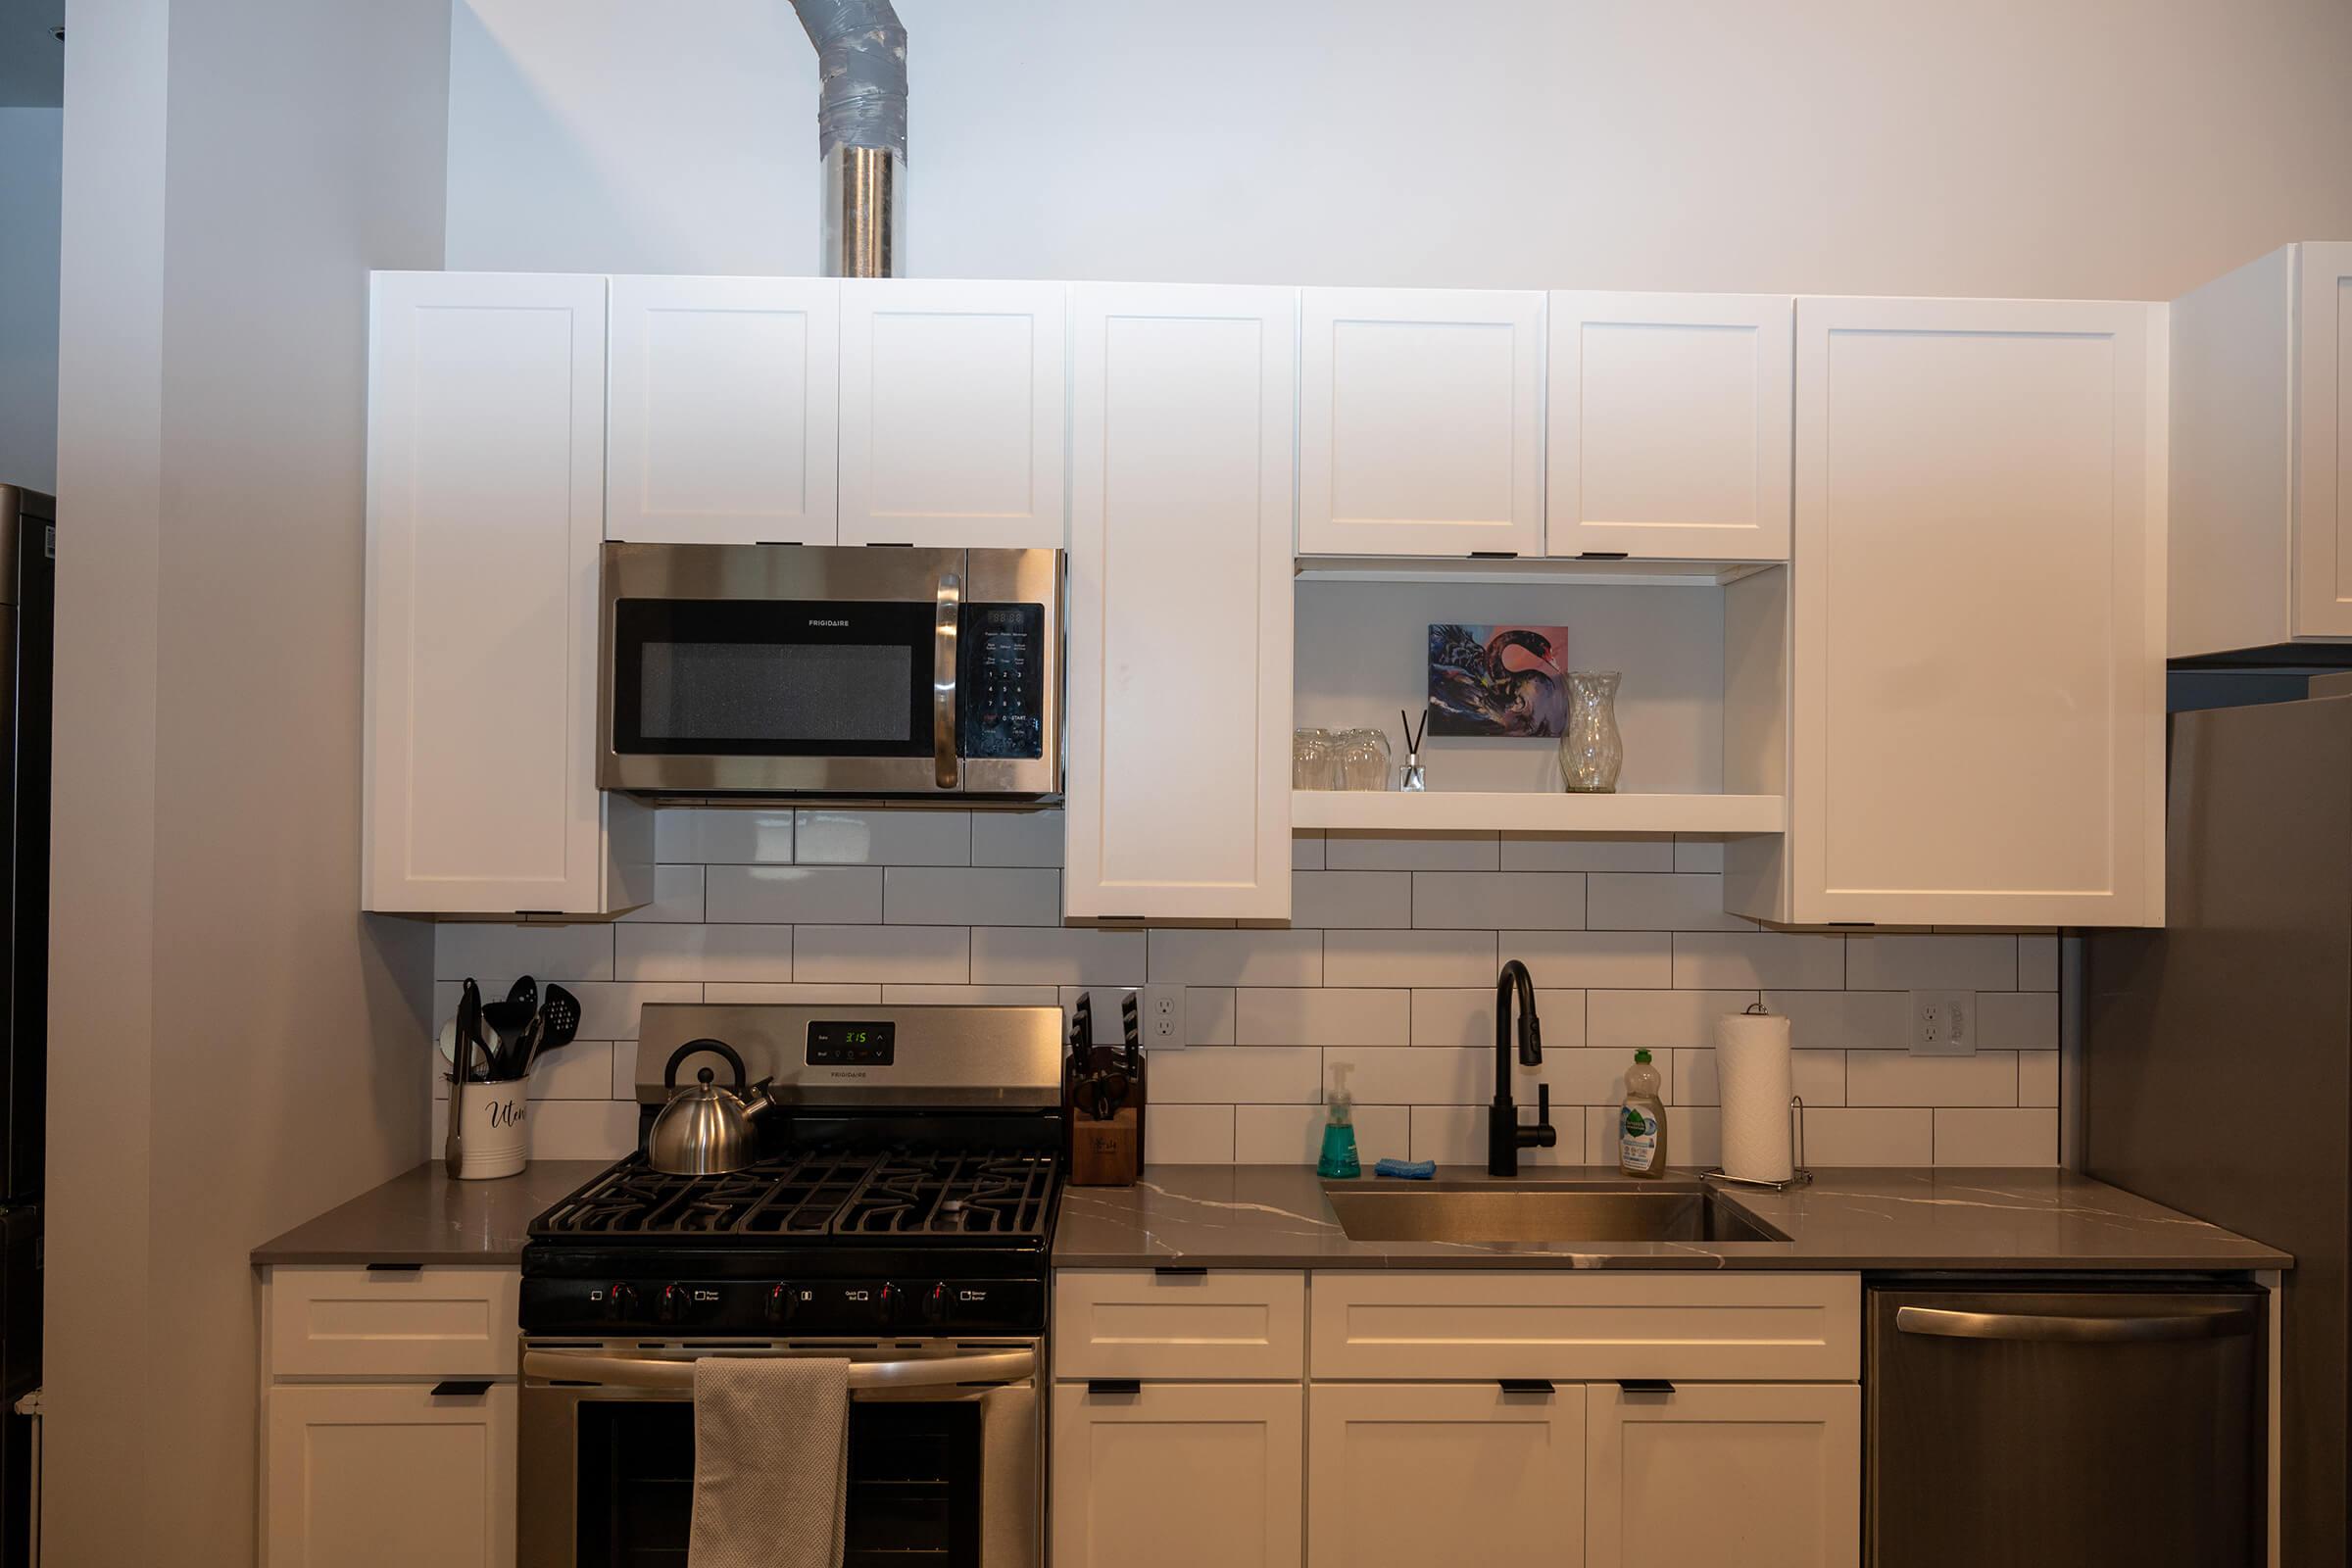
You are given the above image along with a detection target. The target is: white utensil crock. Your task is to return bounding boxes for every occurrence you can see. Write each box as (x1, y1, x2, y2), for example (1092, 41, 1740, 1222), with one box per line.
(454, 1080, 528, 1179)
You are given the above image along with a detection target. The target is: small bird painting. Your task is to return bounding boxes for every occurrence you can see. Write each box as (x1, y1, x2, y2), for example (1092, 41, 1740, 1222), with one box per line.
(1426, 623, 1570, 737)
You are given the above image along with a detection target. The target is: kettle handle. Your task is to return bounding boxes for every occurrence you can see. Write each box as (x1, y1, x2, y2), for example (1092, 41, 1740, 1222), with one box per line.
(664, 1039, 747, 1091)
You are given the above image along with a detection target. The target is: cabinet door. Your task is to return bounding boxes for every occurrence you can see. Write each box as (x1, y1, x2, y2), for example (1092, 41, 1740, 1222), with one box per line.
(265, 1383, 515, 1568)
(1064, 284, 1294, 920)
(838, 278, 1066, 548)
(1307, 1383, 1585, 1568)
(1787, 296, 2163, 926)
(1051, 1382, 1302, 1568)
(2296, 242, 2352, 636)
(607, 274, 839, 545)
(1586, 1382, 1858, 1568)
(1299, 287, 1544, 557)
(364, 271, 649, 915)
(1547, 291, 1791, 561)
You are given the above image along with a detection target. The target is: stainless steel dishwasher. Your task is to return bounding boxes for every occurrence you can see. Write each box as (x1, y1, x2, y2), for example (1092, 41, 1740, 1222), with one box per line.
(1867, 1281, 2266, 1567)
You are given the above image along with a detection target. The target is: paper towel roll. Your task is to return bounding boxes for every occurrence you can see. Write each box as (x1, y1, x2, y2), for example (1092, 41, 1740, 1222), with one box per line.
(1715, 1010, 1794, 1183)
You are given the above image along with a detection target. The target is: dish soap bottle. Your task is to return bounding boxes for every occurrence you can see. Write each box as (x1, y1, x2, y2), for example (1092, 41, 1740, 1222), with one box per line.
(1317, 1062, 1362, 1179)
(1619, 1050, 1667, 1177)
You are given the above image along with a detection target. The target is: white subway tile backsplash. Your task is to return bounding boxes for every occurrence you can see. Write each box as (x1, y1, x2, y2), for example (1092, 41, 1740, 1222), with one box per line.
(708, 865, 882, 925)
(1292, 871, 1413, 929)
(1324, 930, 1494, 988)
(970, 808, 1064, 867)
(1935, 1107, 2058, 1165)
(1673, 931, 1843, 991)
(1236, 1103, 1411, 1165)
(1414, 871, 1585, 931)
(1499, 834, 1673, 872)
(1846, 933, 2016, 991)
(1408, 989, 1585, 1052)
(1586, 872, 1755, 932)
(795, 808, 970, 866)
(1235, 989, 1410, 1047)
(884, 866, 1061, 926)
(619, 864, 705, 923)
(435, 922, 614, 983)
(615, 924, 792, 983)
(432, 806, 2065, 1169)
(793, 926, 968, 984)
(1150, 1046, 1323, 1103)
(1326, 831, 1497, 871)
(1147, 1104, 1236, 1163)
(974, 927, 1146, 985)
(1148, 929, 1323, 987)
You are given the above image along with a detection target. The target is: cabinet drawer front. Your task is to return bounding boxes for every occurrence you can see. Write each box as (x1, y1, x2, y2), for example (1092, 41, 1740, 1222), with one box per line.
(1051, 1382, 1304, 1568)
(1310, 1271, 1857, 1382)
(1054, 1270, 1306, 1381)
(269, 1265, 518, 1379)
(266, 1382, 517, 1568)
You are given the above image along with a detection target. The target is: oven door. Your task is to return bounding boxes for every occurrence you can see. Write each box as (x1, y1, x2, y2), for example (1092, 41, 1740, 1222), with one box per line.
(599, 543, 1061, 798)
(517, 1340, 1040, 1568)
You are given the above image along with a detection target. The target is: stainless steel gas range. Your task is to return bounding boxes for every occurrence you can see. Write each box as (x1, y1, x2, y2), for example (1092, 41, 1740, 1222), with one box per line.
(517, 1004, 1065, 1568)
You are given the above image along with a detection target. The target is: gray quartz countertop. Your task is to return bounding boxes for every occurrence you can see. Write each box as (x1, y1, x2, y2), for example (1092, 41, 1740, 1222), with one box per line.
(251, 1159, 607, 1266)
(1051, 1165, 2293, 1271)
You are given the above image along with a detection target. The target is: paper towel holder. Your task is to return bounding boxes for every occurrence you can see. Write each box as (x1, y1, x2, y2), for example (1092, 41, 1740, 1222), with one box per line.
(1700, 1093, 1814, 1193)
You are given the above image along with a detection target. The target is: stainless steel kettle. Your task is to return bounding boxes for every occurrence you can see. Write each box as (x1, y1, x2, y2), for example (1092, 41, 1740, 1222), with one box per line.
(646, 1039, 777, 1175)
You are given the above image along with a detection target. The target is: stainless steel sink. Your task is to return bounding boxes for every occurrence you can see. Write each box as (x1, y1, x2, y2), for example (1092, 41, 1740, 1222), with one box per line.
(1321, 1179, 1790, 1245)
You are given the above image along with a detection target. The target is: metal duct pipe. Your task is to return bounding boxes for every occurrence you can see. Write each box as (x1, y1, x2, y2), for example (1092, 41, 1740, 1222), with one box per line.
(789, 0, 907, 277)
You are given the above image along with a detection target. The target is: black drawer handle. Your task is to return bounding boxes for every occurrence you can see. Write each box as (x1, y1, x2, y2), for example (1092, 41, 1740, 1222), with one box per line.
(365, 1262, 422, 1274)
(1617, 1379, 1676, 1395)
(429, 1380, 492, 1397)
(1152, 1266, 1206, 1278)
(1496, 1379, 1554, 1395)
(1086, 1379, 1142, 1396)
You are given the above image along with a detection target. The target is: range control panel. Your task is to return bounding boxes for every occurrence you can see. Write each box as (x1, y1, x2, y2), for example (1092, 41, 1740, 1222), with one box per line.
(956, 602, 1046, 760)
(521, 1275, 1046, 1338)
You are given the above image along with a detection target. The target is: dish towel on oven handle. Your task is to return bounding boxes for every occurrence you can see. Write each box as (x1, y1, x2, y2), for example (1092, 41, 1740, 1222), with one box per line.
(689, 1355, 851, 1568)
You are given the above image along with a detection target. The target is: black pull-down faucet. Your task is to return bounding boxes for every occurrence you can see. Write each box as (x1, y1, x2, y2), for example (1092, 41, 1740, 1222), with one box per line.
(1489, 958, 1558, 1176)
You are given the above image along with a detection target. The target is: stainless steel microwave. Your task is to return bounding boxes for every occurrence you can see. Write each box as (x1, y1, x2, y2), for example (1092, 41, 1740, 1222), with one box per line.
(598, 543, 1062, 798)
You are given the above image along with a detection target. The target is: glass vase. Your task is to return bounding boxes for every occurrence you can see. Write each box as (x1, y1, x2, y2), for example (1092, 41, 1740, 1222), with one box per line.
(1558, 671, 1624, 793)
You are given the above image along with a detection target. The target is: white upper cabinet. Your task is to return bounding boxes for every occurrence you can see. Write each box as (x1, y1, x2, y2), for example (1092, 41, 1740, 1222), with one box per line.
(1545, 291, 1792, 561)
(1064, 284, 1295, 921)
(1756, 296, 2164, 928)
(605, 275, 839, 545)
(838, 278, 1067, 548)
(2171, 242, 2352, 652)
(364, 271, 649, 915)
(1298, 287, 1544, 558)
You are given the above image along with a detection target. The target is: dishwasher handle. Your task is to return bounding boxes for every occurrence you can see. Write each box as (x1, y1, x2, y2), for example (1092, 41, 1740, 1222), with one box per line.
(1894, 1303, 2259, 1345)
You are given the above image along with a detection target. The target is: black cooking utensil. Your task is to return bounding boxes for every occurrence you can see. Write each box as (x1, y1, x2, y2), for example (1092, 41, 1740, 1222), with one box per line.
(505, 974, 537, 1016)
(445, 978, 483, 1177)
(521, 985, 581, 1078)
(480, 1000, 535, 1077)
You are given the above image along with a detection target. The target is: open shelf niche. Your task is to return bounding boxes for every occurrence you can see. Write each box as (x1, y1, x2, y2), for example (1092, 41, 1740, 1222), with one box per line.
(1291, 560, 1788, 838)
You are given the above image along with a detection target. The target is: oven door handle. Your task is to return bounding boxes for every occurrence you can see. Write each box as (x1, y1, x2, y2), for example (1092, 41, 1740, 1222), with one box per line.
(933, 570, 961, 790)
(522, 1347, 1035, 1393)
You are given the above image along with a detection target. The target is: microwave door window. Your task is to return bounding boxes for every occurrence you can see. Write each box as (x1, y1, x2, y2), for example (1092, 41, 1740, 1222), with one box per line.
(614, 600, 932, 757)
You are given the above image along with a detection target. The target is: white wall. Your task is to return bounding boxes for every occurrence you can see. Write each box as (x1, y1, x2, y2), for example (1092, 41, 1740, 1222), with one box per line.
(0, 108, 58, 490)
(445, 0, 2352, 297)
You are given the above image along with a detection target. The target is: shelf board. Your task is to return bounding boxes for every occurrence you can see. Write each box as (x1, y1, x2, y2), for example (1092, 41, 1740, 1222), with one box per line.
(1292, 789, 1786, 835)
(1294, 554, 1780, 588)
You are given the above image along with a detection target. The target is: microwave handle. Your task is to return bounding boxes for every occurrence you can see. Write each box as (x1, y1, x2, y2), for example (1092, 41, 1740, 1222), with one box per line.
(933, 571, 961, 790)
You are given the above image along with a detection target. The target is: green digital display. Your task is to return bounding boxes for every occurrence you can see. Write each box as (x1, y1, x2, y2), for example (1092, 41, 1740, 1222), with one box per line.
(808, 1020, 896, 1066)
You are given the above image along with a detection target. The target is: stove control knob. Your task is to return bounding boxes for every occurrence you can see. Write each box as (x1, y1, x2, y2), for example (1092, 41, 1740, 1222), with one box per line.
(605, 1283, 639, 1322)
(657, 1284, 688, 1325)
(874, 1282, 899, 1323)
(920, 1282, 950, 1325)
(764, 1284, 799, 1327)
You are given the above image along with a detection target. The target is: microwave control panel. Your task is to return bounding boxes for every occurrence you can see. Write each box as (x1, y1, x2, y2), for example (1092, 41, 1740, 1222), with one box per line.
(956, 603, 1046, 760)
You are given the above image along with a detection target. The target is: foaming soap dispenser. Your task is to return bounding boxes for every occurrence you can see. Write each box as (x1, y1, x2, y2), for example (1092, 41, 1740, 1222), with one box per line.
(1317, 1061, 1362, 1179)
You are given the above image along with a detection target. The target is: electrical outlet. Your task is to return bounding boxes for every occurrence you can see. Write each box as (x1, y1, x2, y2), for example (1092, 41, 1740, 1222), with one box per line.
(1140, 984, 1186, 1050)
(1909, 989, 1976, 1056)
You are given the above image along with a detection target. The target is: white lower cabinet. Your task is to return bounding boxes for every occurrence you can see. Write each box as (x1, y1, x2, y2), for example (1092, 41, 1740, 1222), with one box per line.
(1585, 1382, 1860, 1568)
(1307, 1382, 1586, 1568)
(264, 1382, 516, 1568)
(1051, 1381, 1304, 1568)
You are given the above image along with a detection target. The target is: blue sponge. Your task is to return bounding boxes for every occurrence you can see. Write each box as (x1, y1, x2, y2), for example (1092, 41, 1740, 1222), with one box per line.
(1372, 1157, 1437, 1180)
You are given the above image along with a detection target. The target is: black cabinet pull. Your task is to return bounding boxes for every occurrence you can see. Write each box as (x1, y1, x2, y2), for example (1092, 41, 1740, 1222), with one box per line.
(1468, 550, 1520, 560)
(1152, 1265, 1206, 1278)
(1616, 1378, 1676, 1395)
(1496, 1379, 1555, 1395)
(429, 1380, 492, 1397)
(1577, 551, 1631, 561)
(365, 1262, 422, 1274)
(1086, 1379, 1142, 1396)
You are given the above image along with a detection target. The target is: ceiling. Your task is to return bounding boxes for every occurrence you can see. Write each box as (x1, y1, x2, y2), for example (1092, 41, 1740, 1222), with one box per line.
(0, 0, 63, 109)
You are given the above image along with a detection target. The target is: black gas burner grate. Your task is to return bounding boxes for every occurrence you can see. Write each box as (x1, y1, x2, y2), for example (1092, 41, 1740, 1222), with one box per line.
(533, 1148, 1058, 1244)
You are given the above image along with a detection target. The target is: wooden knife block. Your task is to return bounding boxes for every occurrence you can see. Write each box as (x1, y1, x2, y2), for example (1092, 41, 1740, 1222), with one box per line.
(1066, 1049, 1146, 1187)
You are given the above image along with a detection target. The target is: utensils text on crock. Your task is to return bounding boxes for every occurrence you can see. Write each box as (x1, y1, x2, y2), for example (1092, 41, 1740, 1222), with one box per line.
(1398, 708, 1428, 792)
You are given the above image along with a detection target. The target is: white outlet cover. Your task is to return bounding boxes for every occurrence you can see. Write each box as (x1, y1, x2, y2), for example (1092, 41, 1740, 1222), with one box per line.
(1908, 989, 1977, 1056)
(1140, 984, 1186, 1050)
